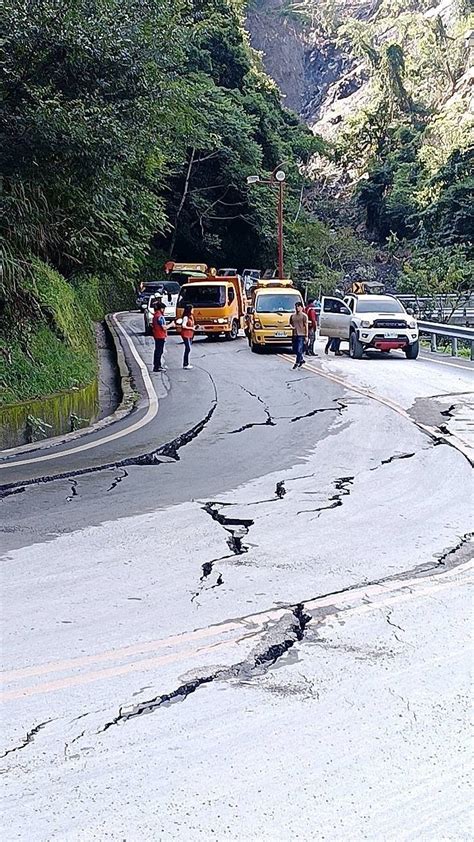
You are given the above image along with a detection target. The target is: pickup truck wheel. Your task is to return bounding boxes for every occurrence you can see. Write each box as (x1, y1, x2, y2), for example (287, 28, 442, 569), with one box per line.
(225, 320, 239, 340)
(405, 340, 419, 359)
(349, 331, 363, 359)
(250, 338, 260, 353)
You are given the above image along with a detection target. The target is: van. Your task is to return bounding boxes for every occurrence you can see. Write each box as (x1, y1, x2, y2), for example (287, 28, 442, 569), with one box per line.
(246, 280, 304, 351)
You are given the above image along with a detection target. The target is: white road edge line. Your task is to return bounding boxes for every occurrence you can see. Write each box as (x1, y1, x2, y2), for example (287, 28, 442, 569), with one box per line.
(419, 353, 474, 370)
(0, 314, 158, 469)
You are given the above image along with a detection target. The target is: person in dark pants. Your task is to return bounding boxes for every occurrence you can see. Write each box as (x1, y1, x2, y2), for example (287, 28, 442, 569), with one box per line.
(324, 337, 342, 356)
(305, 298, 318, 356)
(181, 304, 196, 369)
(290, 301, 308, 369)
(151, 301, 167, 372)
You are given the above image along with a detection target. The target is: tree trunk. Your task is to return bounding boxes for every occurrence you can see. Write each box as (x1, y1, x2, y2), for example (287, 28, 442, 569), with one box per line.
(169, 147, 196, 257)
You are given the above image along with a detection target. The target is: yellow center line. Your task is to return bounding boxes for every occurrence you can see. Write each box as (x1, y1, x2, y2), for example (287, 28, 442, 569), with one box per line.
(279, 353, 473, 465)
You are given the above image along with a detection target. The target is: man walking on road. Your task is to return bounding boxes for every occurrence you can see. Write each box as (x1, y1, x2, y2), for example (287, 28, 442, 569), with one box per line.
(151, 300, 168, 372)
(290, 301, 308, 369)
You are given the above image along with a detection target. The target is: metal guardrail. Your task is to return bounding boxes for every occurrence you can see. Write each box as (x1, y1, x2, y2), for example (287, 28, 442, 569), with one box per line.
(417, 320, 474, 361)
(397, 295, 474, 325)
(398, 294, 474, 304)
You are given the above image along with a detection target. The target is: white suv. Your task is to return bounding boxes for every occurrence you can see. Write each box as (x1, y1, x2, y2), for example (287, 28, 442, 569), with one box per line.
(319, 294, 419, 359)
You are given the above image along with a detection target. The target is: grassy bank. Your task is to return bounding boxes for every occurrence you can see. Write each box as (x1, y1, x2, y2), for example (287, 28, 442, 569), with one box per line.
(0, 260, 133, 406)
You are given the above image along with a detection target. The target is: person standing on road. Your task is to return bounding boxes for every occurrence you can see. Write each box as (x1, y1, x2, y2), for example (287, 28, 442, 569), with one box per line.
(324, 337, 342, 356)
(290, 301, 308, 369)
(151, 301, 168, 372)
(305, 298, 318, 356)
(181, 304, 197, 370)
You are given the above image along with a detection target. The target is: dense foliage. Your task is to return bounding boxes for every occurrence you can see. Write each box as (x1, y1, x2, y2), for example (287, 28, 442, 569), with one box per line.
(0, 0, 322, 401)
(333, 0, 473, 292)
(279, 0, 473, 296)
(1, 0, 321, 292)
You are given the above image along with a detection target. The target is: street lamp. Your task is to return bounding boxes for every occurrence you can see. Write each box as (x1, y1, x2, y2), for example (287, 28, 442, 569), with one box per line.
(246, 166, 286, 278)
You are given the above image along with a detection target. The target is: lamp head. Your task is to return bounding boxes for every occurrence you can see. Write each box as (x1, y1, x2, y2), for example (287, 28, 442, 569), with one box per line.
(275, 170, 286, 182)
(246, 175, 260, 184)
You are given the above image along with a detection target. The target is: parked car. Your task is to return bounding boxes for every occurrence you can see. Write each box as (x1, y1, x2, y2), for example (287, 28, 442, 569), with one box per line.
(217, 268, 238, 276)
(136, 281, 168, 310)
(143, 281, 180, 335)
(242, 269, 261, 293)
(319, 294, 419, 359)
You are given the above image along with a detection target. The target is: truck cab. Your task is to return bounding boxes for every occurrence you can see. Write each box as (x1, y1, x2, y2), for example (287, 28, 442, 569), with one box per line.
(176, 275, 245, 340)
(246, 280, 304, 352)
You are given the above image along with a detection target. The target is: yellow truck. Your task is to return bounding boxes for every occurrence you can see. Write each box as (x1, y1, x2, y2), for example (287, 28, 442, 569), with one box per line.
(245, 279, 304, 352)
(176, 274, 246, 340)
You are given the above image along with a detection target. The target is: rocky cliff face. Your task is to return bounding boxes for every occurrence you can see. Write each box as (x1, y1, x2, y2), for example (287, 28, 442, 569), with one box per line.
(247, 0, 379, 133)
(246, 0, 307, 113)
(247, 0, 470, 141)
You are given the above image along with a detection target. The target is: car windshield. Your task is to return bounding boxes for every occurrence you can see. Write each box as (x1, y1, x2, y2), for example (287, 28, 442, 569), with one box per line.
(179, 285, 226, 307)
(356, 298, 405, 313)
(142, 283, 162, 294)
(160, 282, 180, 295)
(256, 294, 301, 313)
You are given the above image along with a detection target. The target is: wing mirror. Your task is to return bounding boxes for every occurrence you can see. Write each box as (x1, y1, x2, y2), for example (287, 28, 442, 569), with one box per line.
(247, 306, 255, 314)
(406, 307, 414, 315)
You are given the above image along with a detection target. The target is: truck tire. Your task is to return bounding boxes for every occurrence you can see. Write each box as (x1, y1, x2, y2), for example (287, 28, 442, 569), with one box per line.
(405, 340, 419, 359)
(250, 338, 260, 353)
(225, 319, 239, 341)
(349, 331, 363, 359)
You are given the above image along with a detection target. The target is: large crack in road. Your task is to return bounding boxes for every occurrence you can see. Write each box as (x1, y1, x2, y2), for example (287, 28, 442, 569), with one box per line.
(98, 529, 472, 735)
(0, 402, 218, 496)
(100, 604, 311, 732)
(0, 719, 53, 759)
(297, 475, 354, 518)
(2, 532, 471, 760)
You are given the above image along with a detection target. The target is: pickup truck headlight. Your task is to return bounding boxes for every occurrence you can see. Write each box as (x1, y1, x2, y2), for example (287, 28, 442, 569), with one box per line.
(407, 320, 417, 329)
(217, 318, 226, 324)
(254, 319, 262, 329)
(360, 320, 372, 328)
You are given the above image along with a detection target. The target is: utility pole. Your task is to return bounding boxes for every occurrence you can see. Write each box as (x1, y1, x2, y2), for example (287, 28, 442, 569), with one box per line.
(247, 167, 286, 278)
(277, 179, 284, 279)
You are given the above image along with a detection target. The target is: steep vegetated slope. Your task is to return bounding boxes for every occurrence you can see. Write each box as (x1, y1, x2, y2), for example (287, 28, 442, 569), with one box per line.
(248, 0, 473, 296)
(1, 0, 323, 404)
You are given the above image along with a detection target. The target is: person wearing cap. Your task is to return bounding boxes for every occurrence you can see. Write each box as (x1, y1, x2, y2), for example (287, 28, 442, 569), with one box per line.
(151, 300, 168, 372)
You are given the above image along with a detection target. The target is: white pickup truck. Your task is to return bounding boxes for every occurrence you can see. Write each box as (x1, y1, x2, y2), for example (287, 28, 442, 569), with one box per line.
(319, 294, 419, 359)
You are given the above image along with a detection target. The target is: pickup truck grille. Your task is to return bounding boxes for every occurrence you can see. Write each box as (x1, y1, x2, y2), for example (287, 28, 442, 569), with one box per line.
(372, 319, 408, 329)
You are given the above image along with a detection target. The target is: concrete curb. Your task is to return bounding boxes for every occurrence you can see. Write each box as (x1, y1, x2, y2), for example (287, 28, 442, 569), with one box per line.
(0, 314, 138, 459)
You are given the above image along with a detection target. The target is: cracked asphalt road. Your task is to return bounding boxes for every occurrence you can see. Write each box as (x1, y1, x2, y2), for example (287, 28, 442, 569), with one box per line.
(1, 315, 473, 841)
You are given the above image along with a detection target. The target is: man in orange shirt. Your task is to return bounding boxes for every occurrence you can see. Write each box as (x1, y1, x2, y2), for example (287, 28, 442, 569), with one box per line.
(151, 301, 168, 372)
